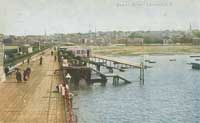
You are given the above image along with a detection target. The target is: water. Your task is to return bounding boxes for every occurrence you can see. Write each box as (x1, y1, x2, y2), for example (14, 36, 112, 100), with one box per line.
(73, 54, 200, 123)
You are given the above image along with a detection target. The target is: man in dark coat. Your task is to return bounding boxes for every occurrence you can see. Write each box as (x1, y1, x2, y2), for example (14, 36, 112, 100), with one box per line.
(4, 67, 9, 77)
(23, 70, 27, 81)
(26, 67, 31, 79)
(39, 56, 43, 65)
(54, 55, 57, 61)
(27, 58, 30, 64)
(51, 51, 53, 56)
(16, 69, 22, 82)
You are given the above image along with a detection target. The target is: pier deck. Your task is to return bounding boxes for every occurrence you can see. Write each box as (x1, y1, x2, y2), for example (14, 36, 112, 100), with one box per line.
(0, 50, 66, 123)
(91, 68, 132, 84)
(92, 55, 142, 69)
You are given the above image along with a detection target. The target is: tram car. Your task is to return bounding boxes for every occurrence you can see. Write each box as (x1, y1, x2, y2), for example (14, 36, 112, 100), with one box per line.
(59, 46, 91, 58)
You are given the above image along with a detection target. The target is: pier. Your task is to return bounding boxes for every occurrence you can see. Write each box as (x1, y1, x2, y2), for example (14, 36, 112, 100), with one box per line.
(90, 55, 142, 69)
(58, 46, 145, 86)
(90, 68, 132, 86)
(88, 55, 145, 85)
(0, 50, 66, 123)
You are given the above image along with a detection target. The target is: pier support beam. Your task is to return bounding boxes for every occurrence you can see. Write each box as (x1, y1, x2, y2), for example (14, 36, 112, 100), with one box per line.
(100, 75, 107, 86)
(140, 62, 144, 85)
(113, 76, 119, 85)
(107, 67, 113, 73)
(96, 64, 101, 71)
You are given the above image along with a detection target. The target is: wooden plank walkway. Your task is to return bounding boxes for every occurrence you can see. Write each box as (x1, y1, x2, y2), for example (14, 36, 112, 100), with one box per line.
(0, 50, 66, 123)
(92, 55, 142, 69)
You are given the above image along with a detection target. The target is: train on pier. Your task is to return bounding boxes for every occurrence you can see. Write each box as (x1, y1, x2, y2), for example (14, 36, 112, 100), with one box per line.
(59, 46, 91, 58)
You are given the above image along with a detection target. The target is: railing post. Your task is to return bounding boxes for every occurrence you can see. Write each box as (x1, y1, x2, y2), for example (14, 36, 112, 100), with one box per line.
(140, 62, 144, 85)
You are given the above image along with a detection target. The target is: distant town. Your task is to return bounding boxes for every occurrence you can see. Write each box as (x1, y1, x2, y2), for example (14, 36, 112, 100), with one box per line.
(1, 27, 200, 47)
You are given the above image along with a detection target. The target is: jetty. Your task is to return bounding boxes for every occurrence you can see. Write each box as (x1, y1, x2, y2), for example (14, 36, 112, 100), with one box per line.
(90, 68, 132, 86)
(91, 55, 142, 69)
(57, 46, 145, 86)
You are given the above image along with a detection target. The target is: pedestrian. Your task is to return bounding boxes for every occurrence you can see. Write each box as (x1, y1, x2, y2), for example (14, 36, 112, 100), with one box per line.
(16, 69, 22, 82)
(26, 67, 31, 79)
(69, 93, 74, 109)
(51, 51, 53, 56)
(39, 56, 43, 65)
(4, 67, 9, 77)
(61, 83, 66, 97)
(58, 83, 62, 93)
(27, 58, 30, 64)
(23, 70, 27, 81)
(54, 55, 57, 61)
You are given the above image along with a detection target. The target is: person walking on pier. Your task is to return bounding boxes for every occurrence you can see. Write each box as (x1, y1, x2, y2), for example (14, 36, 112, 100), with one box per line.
(39, 56, 43, 65)
(54, 55, 57, 62)
(26, 67, 31, 79)
(4, 67, 9, 77)
(23, 70, 28, 81)
(27, 58, 30, 64)
(16, 69, 22, 82)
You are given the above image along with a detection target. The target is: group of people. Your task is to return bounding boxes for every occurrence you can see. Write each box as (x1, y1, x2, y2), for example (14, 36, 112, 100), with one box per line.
(56, 80, 74, 122)
(15, 54, 43, 82)
(16, 67, 31, 82)
(57, 82, 73, 106)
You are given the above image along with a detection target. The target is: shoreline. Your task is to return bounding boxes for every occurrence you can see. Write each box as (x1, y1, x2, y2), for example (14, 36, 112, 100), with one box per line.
(91, 45, 200, 56)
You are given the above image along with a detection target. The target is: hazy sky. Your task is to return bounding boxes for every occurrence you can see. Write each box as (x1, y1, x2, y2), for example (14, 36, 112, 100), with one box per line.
(0, 0, 200, 35)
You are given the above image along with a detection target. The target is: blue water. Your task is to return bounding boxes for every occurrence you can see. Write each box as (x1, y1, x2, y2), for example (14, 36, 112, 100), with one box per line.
(73, 55, 200, 123)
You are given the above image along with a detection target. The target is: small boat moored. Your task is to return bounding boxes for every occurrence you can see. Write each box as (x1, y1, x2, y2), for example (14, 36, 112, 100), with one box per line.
(169, 59, 176, 61)
(191, 62, 200, 70)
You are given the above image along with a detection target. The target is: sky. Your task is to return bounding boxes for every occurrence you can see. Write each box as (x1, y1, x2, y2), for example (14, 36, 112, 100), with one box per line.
(0, 0, 200, 35)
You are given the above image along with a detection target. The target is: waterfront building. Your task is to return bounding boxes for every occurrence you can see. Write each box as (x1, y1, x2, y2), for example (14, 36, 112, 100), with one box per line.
(192, 37, 200, 45)
(127, 38, 144, 45)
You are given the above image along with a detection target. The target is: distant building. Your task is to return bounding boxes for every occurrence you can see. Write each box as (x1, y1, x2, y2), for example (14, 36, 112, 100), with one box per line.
(162, 37, 173, 44)
(192, 37, 200, 45)
(59, 46, 91, 58)
(127, 38, 144, 45)
(5, 46, 20, 54)
(19, 44, 33, 54)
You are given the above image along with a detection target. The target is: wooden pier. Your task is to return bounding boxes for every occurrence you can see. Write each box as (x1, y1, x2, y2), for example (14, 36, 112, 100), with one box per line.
(91, 55, 142, 69)
(0, 49, 66, 123)
(91, 68, 132, 86)
(57, 46, 145, 86)
(89, 55, 145, 85)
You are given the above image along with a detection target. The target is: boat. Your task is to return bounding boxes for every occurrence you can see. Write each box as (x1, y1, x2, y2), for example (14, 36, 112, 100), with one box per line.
(169, 59, 176, 61)
(145, 60, 156, 63)
(145, 60, 150, 62)
(191, 63, 200, 69)
(195, 59, 200, 61)
(148, 60, 156, 63)
(119, 69, 125, 72)
(190, 55, 200, 58)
